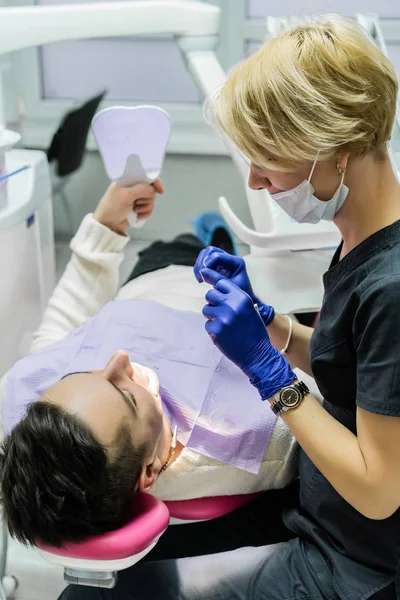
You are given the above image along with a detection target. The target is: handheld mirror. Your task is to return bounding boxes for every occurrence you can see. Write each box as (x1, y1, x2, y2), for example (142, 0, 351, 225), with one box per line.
(92, 106, 171, 227)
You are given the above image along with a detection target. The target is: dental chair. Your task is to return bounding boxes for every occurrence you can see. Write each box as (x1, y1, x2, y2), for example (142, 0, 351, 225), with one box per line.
(37, 492, 261, 589)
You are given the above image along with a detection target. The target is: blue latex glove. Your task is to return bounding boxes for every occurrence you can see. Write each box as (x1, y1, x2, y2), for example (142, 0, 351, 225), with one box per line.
(194, 247, 275, 326)
(203, 278, 296, 401)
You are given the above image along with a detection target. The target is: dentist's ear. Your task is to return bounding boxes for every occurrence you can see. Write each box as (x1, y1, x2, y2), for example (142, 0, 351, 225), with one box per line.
(138, 456, 162, 493)
(336, 152, 350, 176)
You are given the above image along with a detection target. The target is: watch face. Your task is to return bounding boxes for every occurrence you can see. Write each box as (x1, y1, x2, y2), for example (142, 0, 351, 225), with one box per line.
(280, 387, 301, 408)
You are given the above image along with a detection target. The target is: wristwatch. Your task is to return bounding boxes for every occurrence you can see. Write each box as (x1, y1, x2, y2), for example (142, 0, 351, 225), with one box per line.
(270, 381, 309, 416)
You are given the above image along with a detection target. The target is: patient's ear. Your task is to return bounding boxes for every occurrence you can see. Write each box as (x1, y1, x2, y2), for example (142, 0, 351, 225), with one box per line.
(138, 457, 161, 493)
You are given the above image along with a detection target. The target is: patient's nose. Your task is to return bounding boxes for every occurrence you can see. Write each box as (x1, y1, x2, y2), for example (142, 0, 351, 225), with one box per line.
(103, 350, 133, 382)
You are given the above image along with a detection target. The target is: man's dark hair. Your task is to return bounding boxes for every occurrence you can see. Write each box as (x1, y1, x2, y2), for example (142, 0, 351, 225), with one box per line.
(0, 402, 146, 547)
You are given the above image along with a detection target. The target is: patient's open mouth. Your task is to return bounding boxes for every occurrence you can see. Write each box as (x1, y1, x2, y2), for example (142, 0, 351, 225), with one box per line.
(130, 363, 160, 396)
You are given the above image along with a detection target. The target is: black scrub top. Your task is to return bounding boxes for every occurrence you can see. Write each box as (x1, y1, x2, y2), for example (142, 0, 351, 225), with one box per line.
(284, 220, 400, 599)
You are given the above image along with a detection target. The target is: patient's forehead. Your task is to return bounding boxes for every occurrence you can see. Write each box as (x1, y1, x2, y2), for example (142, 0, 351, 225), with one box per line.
(41, 373, 129, 448)
(43, 373, 115, 408)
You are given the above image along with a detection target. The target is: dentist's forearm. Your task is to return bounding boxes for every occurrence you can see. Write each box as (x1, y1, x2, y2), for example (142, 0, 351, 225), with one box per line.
(279, 392, 396, 519)
(267, 313, 313, 376)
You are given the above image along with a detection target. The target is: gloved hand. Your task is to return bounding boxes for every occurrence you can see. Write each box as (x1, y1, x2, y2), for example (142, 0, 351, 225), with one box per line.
(194, 247, 275, 326)
(203, 278, 296, 401)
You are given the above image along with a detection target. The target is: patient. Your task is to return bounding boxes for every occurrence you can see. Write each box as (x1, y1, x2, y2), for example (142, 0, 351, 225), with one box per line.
(0, 182, 307, 549)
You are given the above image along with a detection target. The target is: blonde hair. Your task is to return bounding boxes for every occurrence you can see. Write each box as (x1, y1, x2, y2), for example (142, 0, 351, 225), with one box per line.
(211, 14, 398, 170)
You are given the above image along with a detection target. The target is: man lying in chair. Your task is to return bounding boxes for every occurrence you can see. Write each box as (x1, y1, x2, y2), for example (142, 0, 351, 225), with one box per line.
(0, 182, 312, 551)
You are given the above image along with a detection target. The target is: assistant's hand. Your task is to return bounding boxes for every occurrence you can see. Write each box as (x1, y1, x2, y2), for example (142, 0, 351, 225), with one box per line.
(194, 247, 274, 326)
(203, 279, 295, 400)
(93, 179, 164, 235)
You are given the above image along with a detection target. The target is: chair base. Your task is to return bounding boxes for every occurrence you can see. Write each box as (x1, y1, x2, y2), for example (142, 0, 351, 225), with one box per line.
(39, 539, 159, 588)
(64, 568, 117, 589)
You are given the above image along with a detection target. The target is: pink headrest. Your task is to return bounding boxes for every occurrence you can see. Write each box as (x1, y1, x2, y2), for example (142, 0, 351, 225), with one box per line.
(37, 493, 169, 561)
(166, 492, 262, 521)
(37, 493, 262, 561)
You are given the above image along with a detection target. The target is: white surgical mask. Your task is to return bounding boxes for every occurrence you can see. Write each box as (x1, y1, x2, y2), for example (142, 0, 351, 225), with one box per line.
(271, 157, 349, 224)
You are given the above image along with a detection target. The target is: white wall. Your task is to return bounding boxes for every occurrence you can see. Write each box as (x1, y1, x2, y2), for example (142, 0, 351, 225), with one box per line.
(53, 151, 252, 241)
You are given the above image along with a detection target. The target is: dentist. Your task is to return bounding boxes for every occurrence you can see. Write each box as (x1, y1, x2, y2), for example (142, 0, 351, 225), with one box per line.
(194, 13, 400, 600)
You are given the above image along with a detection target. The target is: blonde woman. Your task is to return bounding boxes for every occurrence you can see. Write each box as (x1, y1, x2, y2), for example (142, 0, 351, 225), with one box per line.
(59, 15, 399, 600)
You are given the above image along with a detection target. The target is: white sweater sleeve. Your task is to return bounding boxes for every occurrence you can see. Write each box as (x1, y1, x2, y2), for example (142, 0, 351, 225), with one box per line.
(29, 214, 129, 354)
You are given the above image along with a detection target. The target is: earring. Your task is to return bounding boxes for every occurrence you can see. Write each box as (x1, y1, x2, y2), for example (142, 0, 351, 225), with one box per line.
(337, 164, 346, 177)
